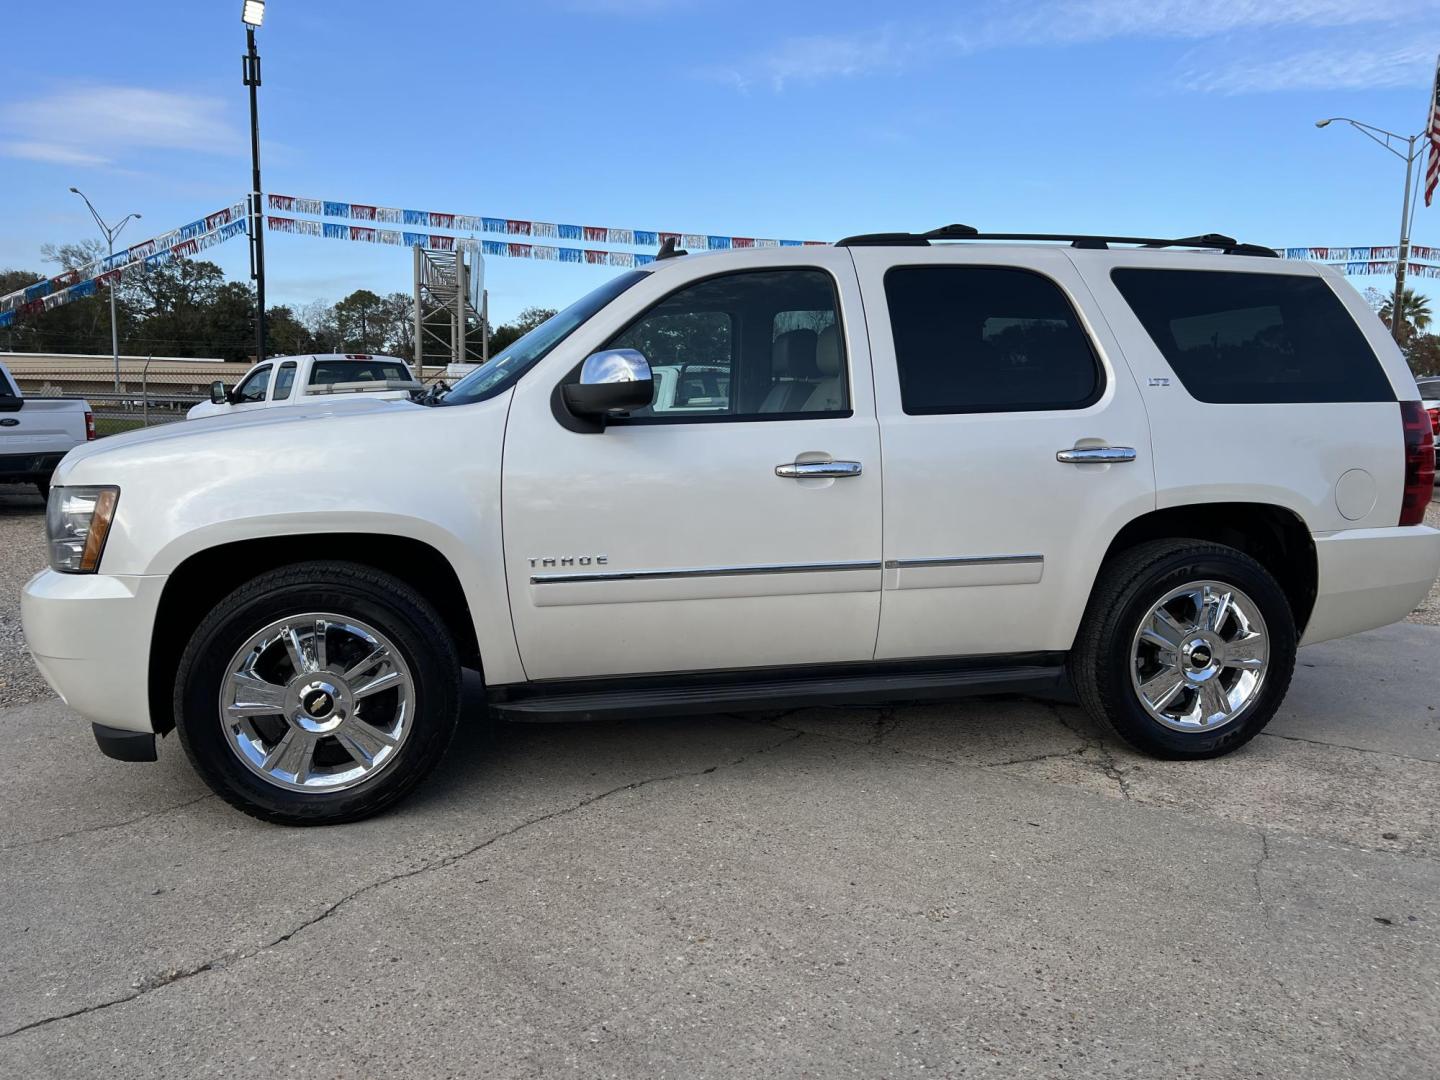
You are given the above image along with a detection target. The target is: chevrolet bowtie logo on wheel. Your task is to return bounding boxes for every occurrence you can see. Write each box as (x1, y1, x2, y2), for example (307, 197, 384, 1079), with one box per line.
(303, 690, 333, 717)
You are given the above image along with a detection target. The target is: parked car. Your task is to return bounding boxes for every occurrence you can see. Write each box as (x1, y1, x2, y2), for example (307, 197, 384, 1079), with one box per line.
(186, 353, 423, 420)
(22, 228, 1440, 825)
(1418, 377, 1440, 482)
(0, 360, 93, 499)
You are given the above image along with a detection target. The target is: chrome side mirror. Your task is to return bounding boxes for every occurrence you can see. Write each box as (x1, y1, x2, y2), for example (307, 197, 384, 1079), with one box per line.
(210, 380, 227, 405)
(562, 349, 654, 418)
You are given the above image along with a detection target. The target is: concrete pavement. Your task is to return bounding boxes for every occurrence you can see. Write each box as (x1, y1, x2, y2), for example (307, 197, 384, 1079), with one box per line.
(1, 623, 1438, 1078)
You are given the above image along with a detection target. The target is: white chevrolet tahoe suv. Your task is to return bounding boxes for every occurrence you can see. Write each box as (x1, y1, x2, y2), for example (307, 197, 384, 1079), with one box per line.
(21, 227, 1440, 825)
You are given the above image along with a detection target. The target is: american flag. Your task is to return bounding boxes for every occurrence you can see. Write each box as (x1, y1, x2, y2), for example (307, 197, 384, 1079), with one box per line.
(1427, 53, 1440, 206)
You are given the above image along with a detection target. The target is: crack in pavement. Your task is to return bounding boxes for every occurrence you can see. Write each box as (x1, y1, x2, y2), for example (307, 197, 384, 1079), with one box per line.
(1252, 828, 1274, 923)
(0, 793, 217, 853)
(1258, 731, 1440, 768)
(753, 708, 1440, 865)
(0, 729, 805, 1042)
(1042, 703, 1133, 800)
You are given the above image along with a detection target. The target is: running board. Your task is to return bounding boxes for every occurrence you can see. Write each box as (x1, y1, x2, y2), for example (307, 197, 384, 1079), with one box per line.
(490, 655, 1066, 722)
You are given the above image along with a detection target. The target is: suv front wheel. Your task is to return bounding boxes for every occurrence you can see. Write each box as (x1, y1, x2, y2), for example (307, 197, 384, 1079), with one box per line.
(1070, 539, 1297, 758)
(174, 561, 462, 825)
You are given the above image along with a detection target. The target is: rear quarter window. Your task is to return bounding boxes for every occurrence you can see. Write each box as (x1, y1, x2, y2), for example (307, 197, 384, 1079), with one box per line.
(1111, 268, 1394, 404)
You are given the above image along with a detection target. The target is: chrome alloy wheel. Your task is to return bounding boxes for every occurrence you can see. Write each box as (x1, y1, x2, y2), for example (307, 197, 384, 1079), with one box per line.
(1129, 580, 1269, 733)
(220, 613, 415, 793)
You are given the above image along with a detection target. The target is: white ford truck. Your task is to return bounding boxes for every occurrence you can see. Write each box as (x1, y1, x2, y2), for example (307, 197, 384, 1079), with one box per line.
(0, 360, 94, 498)
(186, 353, 423, 420)
(22, 227, 1440, 825)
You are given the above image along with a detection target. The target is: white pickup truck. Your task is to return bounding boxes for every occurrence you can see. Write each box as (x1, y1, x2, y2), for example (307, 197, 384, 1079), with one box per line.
(0, 360, 93, 498)
(21, 227, 1440, 825)
(186, 353, 423, 420)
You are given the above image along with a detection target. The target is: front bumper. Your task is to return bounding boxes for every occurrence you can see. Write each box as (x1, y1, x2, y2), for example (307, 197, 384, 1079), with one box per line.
(21, 568, 167, 734)
(1301, 525, 1440, 646)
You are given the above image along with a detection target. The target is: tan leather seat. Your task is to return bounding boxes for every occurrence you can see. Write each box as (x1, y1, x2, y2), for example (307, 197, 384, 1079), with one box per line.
(802, 325, 845, 412)
(760, 329, 819, 412)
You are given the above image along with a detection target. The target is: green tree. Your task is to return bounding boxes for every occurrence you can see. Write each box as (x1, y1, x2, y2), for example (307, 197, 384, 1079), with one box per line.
(334, 289, 387, 352)
(1379, 288, 1433, 343)
(488, 306, 557, 354)
(265, 305, 314, 357)
(1403, 333, 1440, 379)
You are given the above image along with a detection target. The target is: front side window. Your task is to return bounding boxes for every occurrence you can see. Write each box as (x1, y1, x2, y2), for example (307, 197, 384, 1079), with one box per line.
(1111, 269, 1394, 404)
(884, 266, 1102, 414)
(234, 364, 272, 404)
(607, 268, 849, 421)
(272, 361, 297, 400)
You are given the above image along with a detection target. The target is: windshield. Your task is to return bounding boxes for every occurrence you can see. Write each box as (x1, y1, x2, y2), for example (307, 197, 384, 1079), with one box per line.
(439, 271, 649, 406)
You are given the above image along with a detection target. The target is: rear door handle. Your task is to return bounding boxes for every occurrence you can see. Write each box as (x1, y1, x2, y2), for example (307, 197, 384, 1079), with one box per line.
(1056, 446, 1137, 464)
(776, 460, 863, 479)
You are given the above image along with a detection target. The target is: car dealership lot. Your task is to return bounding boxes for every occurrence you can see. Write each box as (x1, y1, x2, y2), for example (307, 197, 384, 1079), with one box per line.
(2, 490, 1440, 1077)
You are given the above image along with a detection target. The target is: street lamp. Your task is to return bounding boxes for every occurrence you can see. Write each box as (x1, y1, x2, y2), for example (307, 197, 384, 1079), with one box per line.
(242, 0, 267, 362)
(1316, 116, 1426, 344)
(69, 187, 140, 392)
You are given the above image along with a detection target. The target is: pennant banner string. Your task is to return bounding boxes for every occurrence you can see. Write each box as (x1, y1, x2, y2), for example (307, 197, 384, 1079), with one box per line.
(5, 189, 1438, 328)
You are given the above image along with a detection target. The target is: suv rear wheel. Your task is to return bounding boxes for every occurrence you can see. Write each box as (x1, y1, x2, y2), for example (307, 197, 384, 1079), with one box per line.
(1071, 540, 1296, 758)
(174, 561, 462, 825)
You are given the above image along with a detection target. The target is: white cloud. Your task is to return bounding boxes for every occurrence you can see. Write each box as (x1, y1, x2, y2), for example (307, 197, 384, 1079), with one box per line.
(715, 0, 1440, 92)
(711, 26, 911, 91)
(980, 0, 1435, 47)
(1, 141, 109, 167)
(565, 0, 693, 12)
(0, 86, 242, 168)
(1181, 41, 1437, 94)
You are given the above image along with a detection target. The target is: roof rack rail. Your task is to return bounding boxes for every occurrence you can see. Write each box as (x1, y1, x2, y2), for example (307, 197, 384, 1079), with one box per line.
(834, 226, 1279, 258)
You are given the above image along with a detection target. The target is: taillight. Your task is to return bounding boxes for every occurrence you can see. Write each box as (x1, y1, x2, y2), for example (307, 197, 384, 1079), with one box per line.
(1400, 401, 1435, 526)
(1429, 406, 1439, 438)
(84, 410, 96, 441)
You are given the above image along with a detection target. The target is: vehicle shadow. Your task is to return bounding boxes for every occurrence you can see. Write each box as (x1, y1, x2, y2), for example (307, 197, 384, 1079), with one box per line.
(0, 488, 45, 515)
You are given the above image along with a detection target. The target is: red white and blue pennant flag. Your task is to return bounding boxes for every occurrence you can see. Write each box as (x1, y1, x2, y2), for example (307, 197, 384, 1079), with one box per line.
(5, 188, 1439, 330)
(0, 203, 248, 325)
(265, 194, 819, 260)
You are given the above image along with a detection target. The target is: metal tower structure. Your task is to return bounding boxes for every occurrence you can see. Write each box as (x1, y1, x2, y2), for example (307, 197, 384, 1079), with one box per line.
(412, 246, 487, 369)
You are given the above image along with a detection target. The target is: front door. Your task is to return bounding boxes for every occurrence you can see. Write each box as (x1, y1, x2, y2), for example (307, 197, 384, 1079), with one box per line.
(850, 246, 1156, 660)
(501, 251, 883, 680)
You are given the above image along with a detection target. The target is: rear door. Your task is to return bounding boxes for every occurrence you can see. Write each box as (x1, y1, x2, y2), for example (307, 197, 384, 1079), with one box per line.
(850, 245, 1155, 660)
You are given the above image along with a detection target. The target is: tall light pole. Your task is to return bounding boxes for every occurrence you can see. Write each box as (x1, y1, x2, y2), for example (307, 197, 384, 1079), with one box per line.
(242, 0, 267, 362)
(1316, 117, 1425, 344)
(69, 187, 140, 392)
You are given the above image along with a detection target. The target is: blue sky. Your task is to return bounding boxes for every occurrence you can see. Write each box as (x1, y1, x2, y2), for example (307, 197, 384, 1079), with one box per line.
(1, 0, 1437, 323)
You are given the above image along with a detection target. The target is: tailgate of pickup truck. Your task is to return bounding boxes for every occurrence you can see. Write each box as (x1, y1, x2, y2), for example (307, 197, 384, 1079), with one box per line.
(0, 399, 89, 460)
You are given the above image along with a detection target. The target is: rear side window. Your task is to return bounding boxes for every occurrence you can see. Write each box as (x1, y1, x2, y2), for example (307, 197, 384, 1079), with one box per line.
(1111, 269, 1394, 404)
(884, 266, 1102, 414)
(272, 361, 297, 401)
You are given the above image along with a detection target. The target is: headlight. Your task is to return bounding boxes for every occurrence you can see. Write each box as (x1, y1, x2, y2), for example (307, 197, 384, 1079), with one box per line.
(46, 486, 120, 574)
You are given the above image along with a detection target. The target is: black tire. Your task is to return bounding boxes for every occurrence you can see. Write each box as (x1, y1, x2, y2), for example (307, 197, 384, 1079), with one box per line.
(174, 561, 462, 825)
(1070, 539, 1296, 759)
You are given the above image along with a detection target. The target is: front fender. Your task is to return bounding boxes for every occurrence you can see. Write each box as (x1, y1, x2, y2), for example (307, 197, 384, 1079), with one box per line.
(63, 394, 524, 685)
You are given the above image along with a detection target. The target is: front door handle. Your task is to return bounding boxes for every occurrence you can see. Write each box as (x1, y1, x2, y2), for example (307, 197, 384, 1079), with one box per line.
(1056, 446, 1137, 464)
(776, 460, 863, 479)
